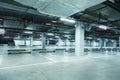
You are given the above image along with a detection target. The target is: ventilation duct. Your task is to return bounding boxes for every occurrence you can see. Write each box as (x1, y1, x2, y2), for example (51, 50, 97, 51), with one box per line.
(15, 0, 105, 17)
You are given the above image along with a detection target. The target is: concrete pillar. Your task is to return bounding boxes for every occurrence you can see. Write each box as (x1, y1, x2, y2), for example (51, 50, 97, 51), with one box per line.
(24, 37, 27, 46)
(30, 36, 33, 47)
(70, 41, 73, 46)
(75, 22, 84, 56)
(58, 37, 61, 47)
(104, 39, 107, 47)
(66, 39, 69, 50)
(110, 40, 115, 47)
(119, 36, 120, 47)
(41, 33, 46, 49)
(88, 40, 91, 47)
(114, 40, 117, 48)
(65, 39, 69, 46)
(118, 37, 120, 52)
(47, 39, 49, 46)
(99, 39, 102, 48)
(90, 40, 93, 47)
(93, 40, 96, 47)
(64, 40, 67, 46)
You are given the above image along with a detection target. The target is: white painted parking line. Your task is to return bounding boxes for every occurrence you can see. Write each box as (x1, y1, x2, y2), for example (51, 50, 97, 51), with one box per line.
(37, 54, 89, 62)
(0, 54, 115, 70)
(37, 54, 57, 62)
(0, 58, 83, 70)
(0, 61, 53, 70)
(43, 56, 57, 62)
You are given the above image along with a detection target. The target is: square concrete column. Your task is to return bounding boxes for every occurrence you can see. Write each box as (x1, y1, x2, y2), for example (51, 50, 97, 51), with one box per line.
(66, 39, 69, 50)
(65, 39, 69, 46)
(114, 40, 117, 48)
(119, 37, 120, 47)
(70, 41, 73, 46)
(64, 40, 66, 46)
(75, 22, 84, 56)
(89, 40, 92, 47)
(99, 39, 102, 48)
(30, 36, 33, 47)
(88, 40, 91, 47)
(93, 40, 96, 47)
(47, 39, 49, 46)
(24, 37, 27, 46)
(58, 37, 62, 47)
(103, 39, 107, 47)
(41, 33, 46, 49)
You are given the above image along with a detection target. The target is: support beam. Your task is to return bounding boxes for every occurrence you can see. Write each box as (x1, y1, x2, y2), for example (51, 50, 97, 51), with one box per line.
(41, 33, 46, 49)
(104, 0, 120, 12)
(83, 10, 108, 20)
(75, 22, 84, 56)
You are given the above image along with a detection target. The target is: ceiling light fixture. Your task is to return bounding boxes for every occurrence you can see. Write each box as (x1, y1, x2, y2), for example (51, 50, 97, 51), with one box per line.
(60, 17, 76, 23)
(51, 20, 57, 23)
(98, 25, 108, 30)
(24, 31, 33, 34)
(47, 33, 54, 36)
(26, 27, 34, 30)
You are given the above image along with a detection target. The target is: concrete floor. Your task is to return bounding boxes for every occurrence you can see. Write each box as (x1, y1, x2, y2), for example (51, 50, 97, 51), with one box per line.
(0, 51, 120, 80)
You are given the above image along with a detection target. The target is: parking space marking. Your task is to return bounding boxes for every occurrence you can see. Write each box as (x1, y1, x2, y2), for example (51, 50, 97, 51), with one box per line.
(37, 54, 57, 62)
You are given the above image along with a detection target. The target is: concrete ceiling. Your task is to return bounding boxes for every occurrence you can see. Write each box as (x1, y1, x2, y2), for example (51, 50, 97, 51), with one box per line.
(72, 0, 120, 40)
(15, 0, 105, 17)
(0, 0, 120, 40)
